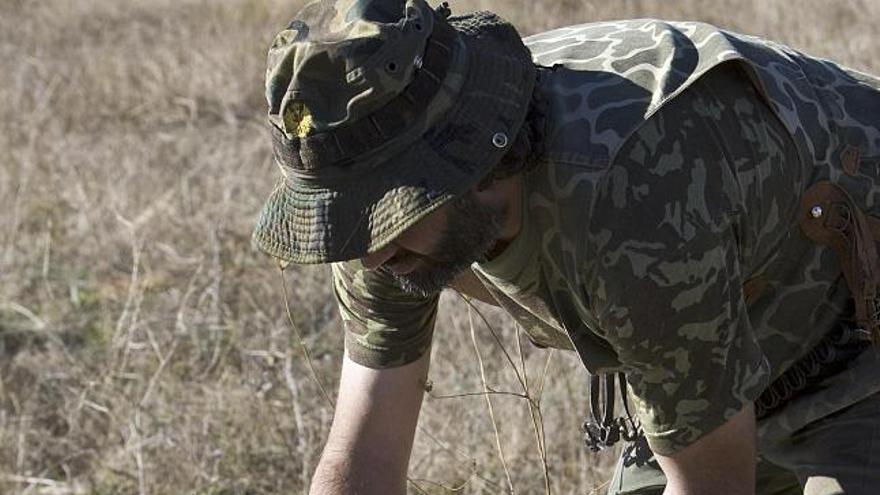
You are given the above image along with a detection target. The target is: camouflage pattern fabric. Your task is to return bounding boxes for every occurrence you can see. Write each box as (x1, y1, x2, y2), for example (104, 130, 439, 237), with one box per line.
(253, 0, 535, 264)
(598, 62, 880, 494)
(332, 260, 439, 368)
(332, 18, 880, 458)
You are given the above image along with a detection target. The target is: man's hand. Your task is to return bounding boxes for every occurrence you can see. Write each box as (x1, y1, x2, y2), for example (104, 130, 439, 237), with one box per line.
(309, 350, 430, 495)
(655, 404, 757, 495)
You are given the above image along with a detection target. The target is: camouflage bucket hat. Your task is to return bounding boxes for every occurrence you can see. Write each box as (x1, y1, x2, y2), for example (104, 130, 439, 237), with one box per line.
(252, 0, 536, 264)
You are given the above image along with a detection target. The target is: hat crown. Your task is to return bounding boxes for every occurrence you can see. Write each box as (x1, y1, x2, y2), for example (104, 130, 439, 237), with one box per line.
(266, 0, 435, 136)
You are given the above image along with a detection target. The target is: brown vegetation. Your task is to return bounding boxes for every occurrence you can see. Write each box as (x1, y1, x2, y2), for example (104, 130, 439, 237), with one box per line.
(1, 0, 877, 493)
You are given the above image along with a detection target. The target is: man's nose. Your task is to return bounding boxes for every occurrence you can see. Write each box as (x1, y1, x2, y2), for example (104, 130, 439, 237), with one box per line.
(360, 243, 397, 270)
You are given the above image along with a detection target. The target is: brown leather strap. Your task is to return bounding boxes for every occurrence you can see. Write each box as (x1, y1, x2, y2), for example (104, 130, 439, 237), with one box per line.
(743, 276, 769, 306)
(799, 181, 880, 341)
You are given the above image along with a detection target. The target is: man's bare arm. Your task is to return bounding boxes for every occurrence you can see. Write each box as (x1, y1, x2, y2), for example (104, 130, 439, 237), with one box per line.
(309, 350, 430, 495)
(655, 404, 757, 495)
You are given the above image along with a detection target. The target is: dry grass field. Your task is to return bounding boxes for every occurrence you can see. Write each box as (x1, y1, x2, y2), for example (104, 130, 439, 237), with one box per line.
(2, 0, 879, 493)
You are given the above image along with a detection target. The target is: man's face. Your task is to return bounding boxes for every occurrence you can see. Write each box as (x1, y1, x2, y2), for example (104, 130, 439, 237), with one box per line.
(360, 191, 505, 297)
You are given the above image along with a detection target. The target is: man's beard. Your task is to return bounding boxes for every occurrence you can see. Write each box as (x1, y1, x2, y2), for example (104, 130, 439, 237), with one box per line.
(381, 191, 504, 297)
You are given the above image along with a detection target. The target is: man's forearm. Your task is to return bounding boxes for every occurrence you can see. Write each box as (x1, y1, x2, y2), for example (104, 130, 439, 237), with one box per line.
(310, 455, 354, 495)
(307, 351, 429, 495)
(656, 405, 757, 495)
(310, 450, 407, 495)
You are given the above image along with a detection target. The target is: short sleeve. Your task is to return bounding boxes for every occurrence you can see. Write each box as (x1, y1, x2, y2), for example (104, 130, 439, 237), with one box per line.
(586, 77, 773, 455)
(331, 260, 439, 368)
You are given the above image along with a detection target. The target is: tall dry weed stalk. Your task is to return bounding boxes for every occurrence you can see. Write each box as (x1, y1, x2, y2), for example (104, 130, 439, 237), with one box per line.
(1, 0, 878, 493)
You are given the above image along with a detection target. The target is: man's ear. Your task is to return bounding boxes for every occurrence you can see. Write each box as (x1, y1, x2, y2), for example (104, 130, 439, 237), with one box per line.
(469, 173, 523, 245)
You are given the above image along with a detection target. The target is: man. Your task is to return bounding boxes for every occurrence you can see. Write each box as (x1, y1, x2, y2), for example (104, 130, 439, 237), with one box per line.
(253, 0, 880, 493)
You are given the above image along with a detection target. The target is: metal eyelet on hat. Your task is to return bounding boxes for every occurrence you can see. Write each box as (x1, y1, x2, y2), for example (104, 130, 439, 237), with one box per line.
(492, 132, 509, 148)
(811, 205, 824, 219)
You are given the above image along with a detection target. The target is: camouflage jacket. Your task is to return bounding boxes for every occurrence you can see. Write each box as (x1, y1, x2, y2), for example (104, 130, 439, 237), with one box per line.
(332, 19, 880, 454)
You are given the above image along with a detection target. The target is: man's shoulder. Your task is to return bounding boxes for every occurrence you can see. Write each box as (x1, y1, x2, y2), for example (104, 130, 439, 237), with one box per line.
(525, 18, 833, 170)
(525, 19, 742, 169)
(524, 19, 738, 67)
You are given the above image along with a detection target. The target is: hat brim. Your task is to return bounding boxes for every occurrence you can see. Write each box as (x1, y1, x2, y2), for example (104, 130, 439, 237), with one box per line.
(253, 13, 536, 264)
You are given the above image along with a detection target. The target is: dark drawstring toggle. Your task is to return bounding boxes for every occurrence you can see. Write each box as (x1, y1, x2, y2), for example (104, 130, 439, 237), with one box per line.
(583, 373, 641, 452)
(434, 2, 451, 20)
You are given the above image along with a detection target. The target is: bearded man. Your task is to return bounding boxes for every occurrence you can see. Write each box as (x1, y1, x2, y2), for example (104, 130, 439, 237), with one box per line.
(252, 0, 880, 493)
